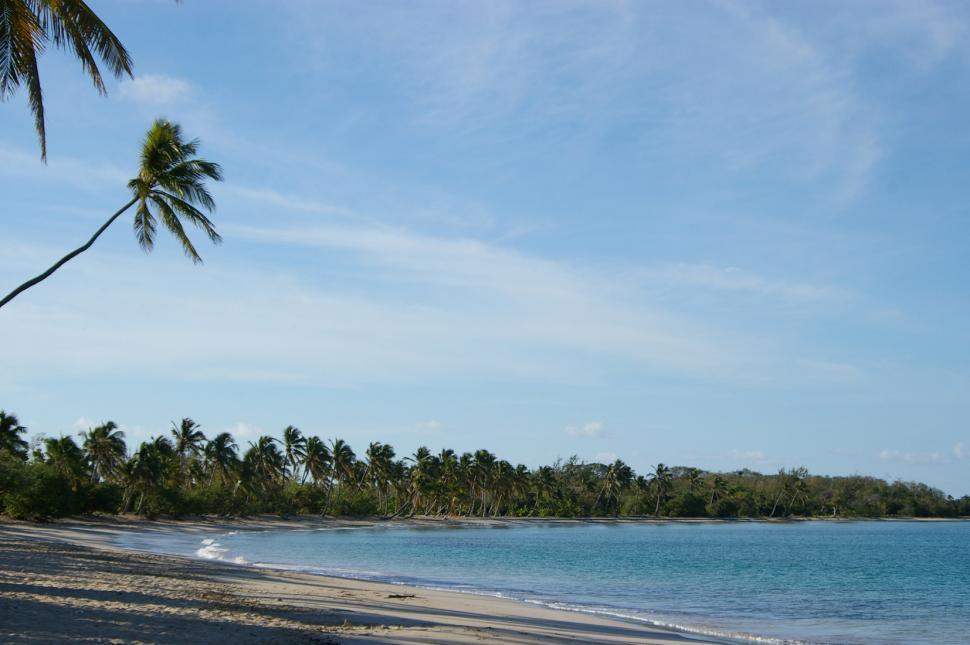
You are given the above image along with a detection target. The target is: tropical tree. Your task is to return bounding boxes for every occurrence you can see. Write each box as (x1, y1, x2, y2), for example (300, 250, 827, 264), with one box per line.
(80, 421, 126, 482)
(204, 431, 239, 486)
(708, 474, 727, 506)
(651, 463, 672, 516)
(597, 459, 633, 517)
(123, 438, 174, 514)
(281, 425, 307, 481)
(473, 449, 495, 517)
(330, 438, 356, 489)
(170, 417, 205, 480)
(0, 409, 28, 460)
(43, 435, 86, 491)
(302, 436, 331, 485)
(686, 467, 703, 493)
(0, 0, 133, 160)
(242, 436, 285, 496)
(364, 441, 394, 512)
(0, 119, 223, 310)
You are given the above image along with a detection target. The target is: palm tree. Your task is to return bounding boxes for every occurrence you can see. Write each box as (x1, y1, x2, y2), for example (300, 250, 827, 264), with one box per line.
(365, 442, 394, 512)
(242, 436, 285, 494)
(0, 0, 133, 160)
(170, 417, 205, 480)
(473, 449, 495, 517)
(597, 459, 633, 517)
(43, 435, 86, 491)
(0, 119, 223, 310)
(302, 436, 332, 485)
(123, 438, 174, 514)
(281, 425, 307, 481)
(204, 432, 239, 486)
(686, 467, 703, 493)
(80, 421, 126, 483)
(651, 463, 672, 516)
(330, 438, 356, 489)
(708, 474, 727, 506)
(0, 409, 28, 460)
(532, 465, 557, 513)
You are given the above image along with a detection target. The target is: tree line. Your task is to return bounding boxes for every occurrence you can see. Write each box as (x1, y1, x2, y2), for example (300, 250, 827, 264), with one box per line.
(1, 410, 967, 520)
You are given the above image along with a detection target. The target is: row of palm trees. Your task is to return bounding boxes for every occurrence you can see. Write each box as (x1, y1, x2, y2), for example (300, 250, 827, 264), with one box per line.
(3, 409, 966, 518)
(1, 410, 701, 517)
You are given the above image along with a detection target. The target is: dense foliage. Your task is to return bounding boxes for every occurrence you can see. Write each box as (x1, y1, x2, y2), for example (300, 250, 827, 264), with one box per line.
(1, 410, 967, 520)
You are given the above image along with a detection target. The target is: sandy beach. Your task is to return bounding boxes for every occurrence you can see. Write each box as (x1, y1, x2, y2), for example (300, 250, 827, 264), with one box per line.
(0, 517, 710, 644)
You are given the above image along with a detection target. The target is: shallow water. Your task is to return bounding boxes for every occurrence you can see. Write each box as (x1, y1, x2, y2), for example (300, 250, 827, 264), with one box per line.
(117, 520, 970, 644)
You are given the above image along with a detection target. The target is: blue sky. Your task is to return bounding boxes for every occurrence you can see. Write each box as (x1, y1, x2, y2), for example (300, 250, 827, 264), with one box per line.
(2, 0, 970, 495)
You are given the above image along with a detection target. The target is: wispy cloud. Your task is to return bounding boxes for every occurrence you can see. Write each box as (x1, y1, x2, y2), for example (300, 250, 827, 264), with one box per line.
(727, 449, 770, 466)
(0, 143, 127, 189)
(119, 74, 190, 105)
(566, 421, 605, 438)
(953, 442, 967, 460)
(641, 263, 846, 304)
(878, 449, 949, 464)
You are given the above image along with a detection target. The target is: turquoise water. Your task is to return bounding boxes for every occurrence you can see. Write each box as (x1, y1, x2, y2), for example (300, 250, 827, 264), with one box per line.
(117, 521, 970, 644)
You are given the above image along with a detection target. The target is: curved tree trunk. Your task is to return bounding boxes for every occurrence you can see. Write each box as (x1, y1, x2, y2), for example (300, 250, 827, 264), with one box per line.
(0, 197, 138, 310)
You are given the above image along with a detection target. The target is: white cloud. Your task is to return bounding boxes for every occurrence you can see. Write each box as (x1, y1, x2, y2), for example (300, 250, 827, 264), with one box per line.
(119, 74, 190, 105)
(727, 449, 769, 465)
(72, 416, 97, 431)
(0, 143, 127, 188)
(878, 449, 948, 464)
(643, 263, 845, 304)
(223, 422, 265, 445)
(796, 359, 864, 384)
(953, 442, 967, 460)
(217, 184, 356, 219)
(566, 421, 605, 438)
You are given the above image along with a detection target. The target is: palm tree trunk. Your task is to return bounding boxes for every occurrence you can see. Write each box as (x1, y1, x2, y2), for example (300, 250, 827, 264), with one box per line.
(0, 197, 138, 310)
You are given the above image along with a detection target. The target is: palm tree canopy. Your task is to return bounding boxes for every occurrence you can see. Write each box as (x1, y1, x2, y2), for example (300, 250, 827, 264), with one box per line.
(80, 420, 126, 482)
(0, 0, 133, 160)
(0, 409, 29, 459)
(128, 119, 223, 263)
(171, 417, 205, 457)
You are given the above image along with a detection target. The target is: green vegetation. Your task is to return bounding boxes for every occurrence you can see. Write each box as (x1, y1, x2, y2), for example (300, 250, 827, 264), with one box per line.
(0, 0, 133, 160)
(0, 119, 222, 310)
(2, 409, 968, 520)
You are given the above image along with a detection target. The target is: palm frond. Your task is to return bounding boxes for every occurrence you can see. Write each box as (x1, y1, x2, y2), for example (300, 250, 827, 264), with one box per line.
(132, 200, 156, 253)
(149, 192, 201, 263)
(154, 190, 221, 244)
(0, 0, 43, 97)
(34, 0, 132, 91)
(23, 27, 45, 159)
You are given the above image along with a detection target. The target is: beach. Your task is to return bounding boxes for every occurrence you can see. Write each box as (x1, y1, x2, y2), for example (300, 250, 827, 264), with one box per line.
(0, 517, 705, 644)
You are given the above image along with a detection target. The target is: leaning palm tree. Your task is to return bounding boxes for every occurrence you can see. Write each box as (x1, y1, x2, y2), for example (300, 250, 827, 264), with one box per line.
(80, 420, 126, 483)
(0, 409, 29, 460)
(0, 0, 133, 160)
(0, 119, 223, 310)
(204, 431, 239, 487)
(302, 436, 332, 485)
(330, 438, 356, 489)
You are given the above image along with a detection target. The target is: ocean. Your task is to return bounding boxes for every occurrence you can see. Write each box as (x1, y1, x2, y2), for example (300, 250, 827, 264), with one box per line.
(116, 520, 970, 644)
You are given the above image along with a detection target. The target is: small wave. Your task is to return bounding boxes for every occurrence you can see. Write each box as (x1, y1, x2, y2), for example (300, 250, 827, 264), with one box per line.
(196, 541, 229, 560)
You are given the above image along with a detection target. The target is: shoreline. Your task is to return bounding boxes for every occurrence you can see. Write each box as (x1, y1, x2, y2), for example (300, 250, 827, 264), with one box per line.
(0, 516, 717, 644)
